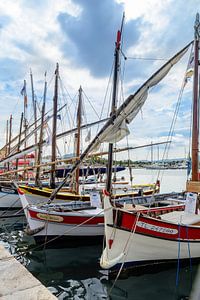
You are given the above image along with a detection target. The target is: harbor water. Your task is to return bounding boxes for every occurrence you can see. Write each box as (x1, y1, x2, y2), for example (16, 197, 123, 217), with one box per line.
(0, 168, 198, 300)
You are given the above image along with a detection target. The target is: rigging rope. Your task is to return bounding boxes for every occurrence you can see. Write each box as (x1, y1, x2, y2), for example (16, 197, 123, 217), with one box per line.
(108, 211, 141, 297)
(155, 43, 194, 186)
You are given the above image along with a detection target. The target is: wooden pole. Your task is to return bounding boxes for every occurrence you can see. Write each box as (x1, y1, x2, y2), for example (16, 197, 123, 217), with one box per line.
(192, 13, 200, 181)
(106, 13, 125, 193)
(35, 74, 47, 186)
(15, 112, 24, 174)
(74, 86, 82, 194)
(30, 69, 38, 162)
(50, 63, 59, 188)
(23, 80, 28, 180)
(0, 141, 170, 177)
(7, 115, 12, 171)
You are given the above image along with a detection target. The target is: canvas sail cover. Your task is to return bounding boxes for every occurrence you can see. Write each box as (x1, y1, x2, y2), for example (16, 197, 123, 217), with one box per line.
(89, 42, 192, 152)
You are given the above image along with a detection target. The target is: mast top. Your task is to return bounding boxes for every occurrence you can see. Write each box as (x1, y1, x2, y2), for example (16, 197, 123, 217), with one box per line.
(194, 13, 200, 39)
(55, 63, 59, 74)
(116, 12, 125, 50)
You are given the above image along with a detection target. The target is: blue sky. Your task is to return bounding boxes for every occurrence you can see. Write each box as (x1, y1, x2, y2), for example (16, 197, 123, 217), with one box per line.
(0, 0, 199, 160)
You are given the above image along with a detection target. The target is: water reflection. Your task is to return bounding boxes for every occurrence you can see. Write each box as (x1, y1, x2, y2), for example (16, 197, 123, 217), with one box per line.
(0, 229, 197, 299)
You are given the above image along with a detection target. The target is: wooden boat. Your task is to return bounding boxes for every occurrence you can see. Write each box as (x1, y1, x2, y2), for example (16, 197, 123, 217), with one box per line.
(17, 187, 104, 243)
(18, 180, 160, 201)
(100, 13, 200, 273)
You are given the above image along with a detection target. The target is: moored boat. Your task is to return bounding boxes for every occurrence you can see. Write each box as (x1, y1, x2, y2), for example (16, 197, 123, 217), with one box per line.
(100, 13, 200, 273)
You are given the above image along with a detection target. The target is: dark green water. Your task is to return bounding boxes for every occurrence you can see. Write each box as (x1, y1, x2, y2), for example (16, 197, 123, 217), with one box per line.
(0, 228, 198, 299)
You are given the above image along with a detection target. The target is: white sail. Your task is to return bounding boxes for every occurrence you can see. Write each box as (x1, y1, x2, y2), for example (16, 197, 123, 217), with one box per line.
(89, 42, 192, 151)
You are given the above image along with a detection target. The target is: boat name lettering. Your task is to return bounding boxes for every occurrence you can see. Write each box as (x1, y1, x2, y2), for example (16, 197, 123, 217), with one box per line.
(36, 213, 64, 222)
(137, 221, 178, 234)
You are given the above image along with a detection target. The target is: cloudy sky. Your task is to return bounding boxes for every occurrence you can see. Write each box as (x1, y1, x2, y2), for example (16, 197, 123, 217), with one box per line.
(0, 0, 199, 161)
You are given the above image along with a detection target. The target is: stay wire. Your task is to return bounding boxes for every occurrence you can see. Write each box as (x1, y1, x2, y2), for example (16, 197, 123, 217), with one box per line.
(155, 44, 194, 185)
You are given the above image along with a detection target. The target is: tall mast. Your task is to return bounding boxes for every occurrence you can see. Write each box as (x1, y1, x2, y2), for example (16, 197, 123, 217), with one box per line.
(74, 86, 82, 194)
(23, 80, 28, 179)
(15, 112, 24, 174)
(192, 13, 200, 181)
(50, 63, 59, 189)
(30, 69, 37, 162)
(5, 119, 9, 170)
(5, 120, 8, 155)
(7, 115, 12, 172)
(35, 73, 47, 187)
(106, 13, 124, 193)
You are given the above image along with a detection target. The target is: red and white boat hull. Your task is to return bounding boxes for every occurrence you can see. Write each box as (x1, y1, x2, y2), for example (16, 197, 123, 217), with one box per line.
(101, 195, 200, 270)
(26, 207, 104, 237)
(17, 187, 104, 240)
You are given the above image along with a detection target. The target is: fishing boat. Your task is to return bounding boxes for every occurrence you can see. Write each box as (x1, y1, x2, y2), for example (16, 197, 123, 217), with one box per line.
(16, 14, 188, 245)
(100, 13, 200, 273)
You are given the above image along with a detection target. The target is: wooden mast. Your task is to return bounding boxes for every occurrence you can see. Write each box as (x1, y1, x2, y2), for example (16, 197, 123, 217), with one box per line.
(23, 79, 28, 179)
(74, 86, 82, 194)
(35, 73, 47, 187)
(50, 63, 59, 188)
(15, 112, 24, 174)
(192, 13, 200, 181)
(106, 13, 124, 193)
(186, 13, 200, 193)
(5, 119, 9, 170)
(7, 115, 12, 172)
(30, 69, 37, 163)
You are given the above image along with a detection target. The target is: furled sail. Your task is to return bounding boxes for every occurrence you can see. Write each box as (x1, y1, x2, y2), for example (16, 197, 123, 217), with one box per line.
(49, 42, 192, 200)
(89, 42, 192, 151)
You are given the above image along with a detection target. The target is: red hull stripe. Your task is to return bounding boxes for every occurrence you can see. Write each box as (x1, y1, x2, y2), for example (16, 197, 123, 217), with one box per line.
(114, 209, 200, 240)
(29, 209, 104, 225)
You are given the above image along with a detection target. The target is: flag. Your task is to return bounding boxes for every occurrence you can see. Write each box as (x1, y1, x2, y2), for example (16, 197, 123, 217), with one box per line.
(188, 52, 194, 69)
(187, 156, 191, 177)
(183, 52, 194, 87)
(20, 81, 28, 107)
(20, 85, 25, 96)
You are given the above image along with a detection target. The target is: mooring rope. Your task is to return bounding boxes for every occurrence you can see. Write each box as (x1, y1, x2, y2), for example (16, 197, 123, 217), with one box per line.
(108, 211, 140, 297)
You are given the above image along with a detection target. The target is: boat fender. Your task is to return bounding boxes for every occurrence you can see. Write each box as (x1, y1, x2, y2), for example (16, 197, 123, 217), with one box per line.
(100, 252, 125, 269)
(25, 224, 45, 235)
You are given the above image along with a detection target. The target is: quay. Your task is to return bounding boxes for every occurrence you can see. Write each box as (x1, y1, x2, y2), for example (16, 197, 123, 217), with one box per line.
(0, 245, 57, 299)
